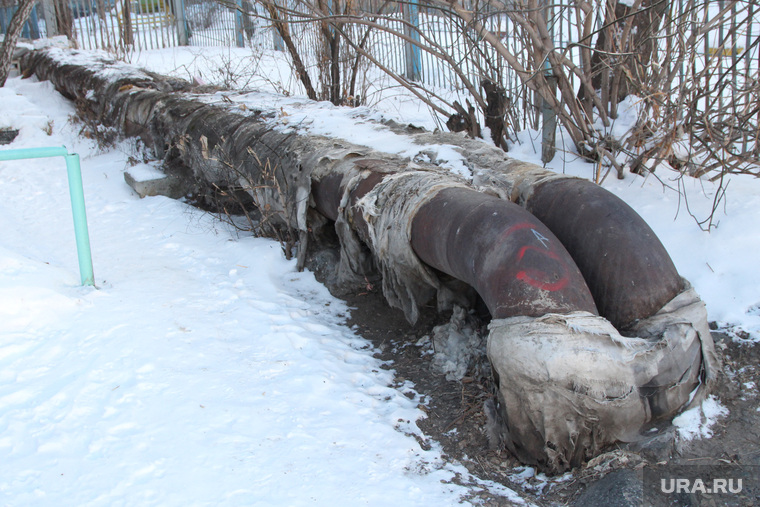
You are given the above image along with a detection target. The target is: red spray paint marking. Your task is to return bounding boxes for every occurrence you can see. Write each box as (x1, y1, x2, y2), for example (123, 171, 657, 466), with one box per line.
(516, 246, 570, 291)
(501, 222, 571, 292)
(504, 222, 535, 236)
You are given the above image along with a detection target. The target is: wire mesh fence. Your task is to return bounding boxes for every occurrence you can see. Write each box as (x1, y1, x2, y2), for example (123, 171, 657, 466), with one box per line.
(10, 0, 757, 173)
(22, 0, 758, 115)
(28, 0, 182, 50)
(184, 0, 236, 45)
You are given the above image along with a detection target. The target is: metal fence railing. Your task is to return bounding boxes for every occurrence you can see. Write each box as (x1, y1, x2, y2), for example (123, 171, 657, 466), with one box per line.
(6, 0, 757, 163)
(23, 0, 185, 50)
(16, 0, 758, 103)
(1, 3, 44, 39)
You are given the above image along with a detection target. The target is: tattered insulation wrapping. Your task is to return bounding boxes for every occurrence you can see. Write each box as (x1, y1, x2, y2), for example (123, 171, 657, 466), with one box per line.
(488, 283, 718, 473)
(354, 169, 471, 323)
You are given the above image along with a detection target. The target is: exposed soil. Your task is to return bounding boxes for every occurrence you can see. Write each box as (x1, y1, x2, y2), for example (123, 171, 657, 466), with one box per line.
(341, 288, 760, 506)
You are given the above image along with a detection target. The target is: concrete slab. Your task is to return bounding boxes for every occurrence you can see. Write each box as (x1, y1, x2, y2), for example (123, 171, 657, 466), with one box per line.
(124, 164, 189, 199)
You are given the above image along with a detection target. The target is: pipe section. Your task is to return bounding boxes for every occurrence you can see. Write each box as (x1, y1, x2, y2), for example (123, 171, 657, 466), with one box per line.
(411, 187, 598, 318)
(525, 178, 683, 330)
(313, 171, 597, 318)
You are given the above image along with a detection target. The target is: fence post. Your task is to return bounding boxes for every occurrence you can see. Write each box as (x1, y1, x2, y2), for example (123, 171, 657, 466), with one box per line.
(273, 31, 284, 51)
(234, 0, 245, 47)
(403, 0, 421, 81)
(41, 0, 59, 37)
(269, 0, 285, 51)
(541, 0, 556, 163)
(172, 0, 188, 45)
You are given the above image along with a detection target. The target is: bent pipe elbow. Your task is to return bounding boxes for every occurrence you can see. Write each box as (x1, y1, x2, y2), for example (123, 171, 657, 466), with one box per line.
(523, 178, 683, 331)
(314, 170, 598, 319)
(410, 187, 598, 318)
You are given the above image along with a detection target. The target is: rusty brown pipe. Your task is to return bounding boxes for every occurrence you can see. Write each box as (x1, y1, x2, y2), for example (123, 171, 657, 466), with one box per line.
(312, 164, 392, 240)
(311, 172, 343, 222)
(525, 178, 683, 331)
(314, 172, 598, 318)
(317, 167, 681, 327)
(410, 187, 598, 319)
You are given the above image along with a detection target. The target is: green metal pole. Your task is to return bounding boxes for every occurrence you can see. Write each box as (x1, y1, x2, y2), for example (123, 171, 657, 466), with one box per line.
(0, 146, 94, 286)
(64, 153, 95, 286)
(0, 146, 69, 160)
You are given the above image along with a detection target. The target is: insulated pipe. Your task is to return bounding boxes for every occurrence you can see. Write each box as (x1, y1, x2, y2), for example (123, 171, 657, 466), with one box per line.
(410, 187, 598, 318)
(313, 171, 598, 319)
(17, 50, 716, 475)
(525, 178, 683, 330)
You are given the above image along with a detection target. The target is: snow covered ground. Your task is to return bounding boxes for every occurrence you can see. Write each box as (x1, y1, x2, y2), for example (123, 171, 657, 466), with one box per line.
(1, 44, 759, 506)
(0, 74, 520, 505)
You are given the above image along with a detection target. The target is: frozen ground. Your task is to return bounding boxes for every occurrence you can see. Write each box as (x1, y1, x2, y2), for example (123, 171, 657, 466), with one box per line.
(2, 43, 759, 506)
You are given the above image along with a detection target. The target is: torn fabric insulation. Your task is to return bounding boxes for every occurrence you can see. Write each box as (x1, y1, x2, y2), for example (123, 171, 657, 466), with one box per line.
(356, 170, 472, 323)
(488, 283, 717, 472)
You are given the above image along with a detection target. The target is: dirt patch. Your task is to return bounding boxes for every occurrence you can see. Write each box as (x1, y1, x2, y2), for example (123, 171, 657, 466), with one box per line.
(676, 332, 760, 466)
(343, 288, 549, 505)
(340, 288, 760, 505)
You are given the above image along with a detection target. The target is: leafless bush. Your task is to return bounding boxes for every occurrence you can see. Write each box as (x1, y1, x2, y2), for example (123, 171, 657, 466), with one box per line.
(623, 0, 760, 180)
(194, 129, 300, 257)
(245, 0, 757, 184)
